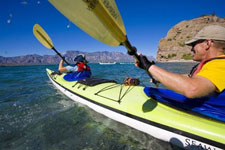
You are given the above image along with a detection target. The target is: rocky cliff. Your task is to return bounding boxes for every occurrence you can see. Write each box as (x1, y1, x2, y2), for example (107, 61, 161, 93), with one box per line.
(0, 51, 154, 66)
(157, 15, 225, 62)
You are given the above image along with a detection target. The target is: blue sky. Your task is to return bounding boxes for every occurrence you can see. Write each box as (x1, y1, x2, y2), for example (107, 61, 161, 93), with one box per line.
(0, 0, 225, 57)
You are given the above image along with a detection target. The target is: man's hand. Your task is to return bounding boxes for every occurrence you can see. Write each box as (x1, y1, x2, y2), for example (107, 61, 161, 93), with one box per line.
(136, 54, 155, 71)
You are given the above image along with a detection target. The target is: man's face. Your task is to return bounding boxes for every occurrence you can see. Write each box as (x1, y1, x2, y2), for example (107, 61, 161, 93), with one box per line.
(191, 40, 206, 61)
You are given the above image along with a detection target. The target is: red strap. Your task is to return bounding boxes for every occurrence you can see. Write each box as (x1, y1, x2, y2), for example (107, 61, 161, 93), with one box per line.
(192, 57, 225, 76)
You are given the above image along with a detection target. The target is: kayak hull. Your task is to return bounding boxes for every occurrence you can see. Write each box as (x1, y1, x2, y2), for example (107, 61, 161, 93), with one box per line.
(46, 69, 225, 150)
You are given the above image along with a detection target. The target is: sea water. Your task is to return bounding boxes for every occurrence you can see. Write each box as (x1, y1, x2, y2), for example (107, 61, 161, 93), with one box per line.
(0, 63, 196, 150)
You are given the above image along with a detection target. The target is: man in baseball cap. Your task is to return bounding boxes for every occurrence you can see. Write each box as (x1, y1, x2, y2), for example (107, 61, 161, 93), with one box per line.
(136, 25, 225, 98)
(185, 25, 225, 62)
(185, 25, 225, 45)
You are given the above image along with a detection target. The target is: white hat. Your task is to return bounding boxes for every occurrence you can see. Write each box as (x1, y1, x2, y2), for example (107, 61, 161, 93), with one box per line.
(185, 25, 225, 45)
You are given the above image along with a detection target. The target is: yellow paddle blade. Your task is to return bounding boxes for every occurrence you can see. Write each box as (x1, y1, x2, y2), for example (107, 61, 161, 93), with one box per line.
(33, 24, 53, 49)
(48, 0, 126, 46)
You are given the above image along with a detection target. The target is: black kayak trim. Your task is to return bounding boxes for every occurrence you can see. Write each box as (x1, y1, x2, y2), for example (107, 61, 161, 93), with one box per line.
(48, 74, 225, 149)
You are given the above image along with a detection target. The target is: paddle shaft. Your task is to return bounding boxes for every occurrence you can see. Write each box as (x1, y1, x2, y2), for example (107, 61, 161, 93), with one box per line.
(52, 47, 70, 65)
(122, 40, 160, 86)
(88, 1, 160, 86)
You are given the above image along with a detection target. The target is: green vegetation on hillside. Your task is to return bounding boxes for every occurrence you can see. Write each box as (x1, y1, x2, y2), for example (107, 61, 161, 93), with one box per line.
(178, 42, 185, 47)
(168, 53, 177, 59)
(182, 53, 192, 60)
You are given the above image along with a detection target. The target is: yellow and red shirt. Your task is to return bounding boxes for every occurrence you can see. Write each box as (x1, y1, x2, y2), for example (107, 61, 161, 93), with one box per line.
(197, 55, 225, 92)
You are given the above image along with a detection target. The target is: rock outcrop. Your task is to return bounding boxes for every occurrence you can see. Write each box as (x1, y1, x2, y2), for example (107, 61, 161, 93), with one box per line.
(156, 15, 225, 62)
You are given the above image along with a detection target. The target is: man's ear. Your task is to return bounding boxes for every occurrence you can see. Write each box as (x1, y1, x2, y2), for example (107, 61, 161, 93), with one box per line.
(206, 39, 213, 50)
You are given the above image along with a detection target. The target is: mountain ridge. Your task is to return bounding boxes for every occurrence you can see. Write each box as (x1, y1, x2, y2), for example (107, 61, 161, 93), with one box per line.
(0, 50, 155, 66)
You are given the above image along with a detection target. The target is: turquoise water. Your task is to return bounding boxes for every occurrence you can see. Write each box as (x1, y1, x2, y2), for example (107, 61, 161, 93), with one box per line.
(0, 63, 196, 150)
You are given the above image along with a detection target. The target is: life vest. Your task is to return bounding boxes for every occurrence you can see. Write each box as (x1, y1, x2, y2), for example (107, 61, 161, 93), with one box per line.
(77, 62, 90, 71)
(189, 56, 225, 77)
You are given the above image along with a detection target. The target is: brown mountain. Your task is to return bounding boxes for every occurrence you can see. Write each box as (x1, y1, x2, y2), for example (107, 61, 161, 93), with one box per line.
(157, 15, 225, 62)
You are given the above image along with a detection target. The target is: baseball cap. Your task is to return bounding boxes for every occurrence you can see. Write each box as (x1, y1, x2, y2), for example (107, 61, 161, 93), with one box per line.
(185, 25, 225, 46)
(74, 54, 88, 63)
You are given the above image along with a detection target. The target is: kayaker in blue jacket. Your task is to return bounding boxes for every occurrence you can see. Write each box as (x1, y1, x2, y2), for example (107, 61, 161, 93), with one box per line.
(58, 54, 91, 73)
(136, 25, 225, 99)
(57, 54, 91, 81)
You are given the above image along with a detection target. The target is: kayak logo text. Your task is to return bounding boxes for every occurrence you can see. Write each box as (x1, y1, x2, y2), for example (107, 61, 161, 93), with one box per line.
(185, 139, 216, 150)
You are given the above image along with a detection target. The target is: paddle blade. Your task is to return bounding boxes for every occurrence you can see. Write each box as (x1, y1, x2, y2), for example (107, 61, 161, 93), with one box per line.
(33, 24, 53, 49)
(48, 0, 126, 46)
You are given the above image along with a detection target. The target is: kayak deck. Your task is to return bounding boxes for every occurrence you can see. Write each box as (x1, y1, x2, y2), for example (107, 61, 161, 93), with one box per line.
(46, 68, 225, 149)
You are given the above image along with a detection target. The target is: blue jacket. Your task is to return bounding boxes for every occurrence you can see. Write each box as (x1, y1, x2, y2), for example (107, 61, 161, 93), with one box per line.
(64, 70, 91, 81)
(144, 87, 225, 122)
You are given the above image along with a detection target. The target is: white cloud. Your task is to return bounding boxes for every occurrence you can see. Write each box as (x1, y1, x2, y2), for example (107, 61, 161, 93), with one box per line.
(21, 1, 28, 5)
(7, 19, 11, 24)
(37, 1, 40, 4)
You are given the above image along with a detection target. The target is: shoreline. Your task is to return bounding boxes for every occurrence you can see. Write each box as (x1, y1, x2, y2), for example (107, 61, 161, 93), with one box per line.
(157, 59, 196, 63)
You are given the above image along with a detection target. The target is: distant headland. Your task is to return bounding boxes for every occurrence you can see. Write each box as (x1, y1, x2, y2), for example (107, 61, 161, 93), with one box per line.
(157, 15, 225, 62)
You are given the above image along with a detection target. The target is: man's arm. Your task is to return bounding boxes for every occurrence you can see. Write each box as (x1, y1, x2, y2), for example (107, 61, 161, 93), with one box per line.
(58, 59, 68, 73)
(149, 65, 217, 98)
